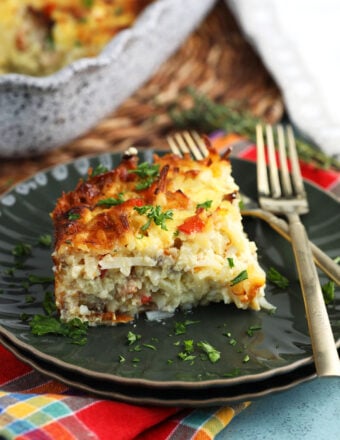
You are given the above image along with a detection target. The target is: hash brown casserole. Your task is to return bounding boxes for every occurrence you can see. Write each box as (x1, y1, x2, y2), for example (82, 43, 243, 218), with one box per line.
(0, 0, 152, 76)
(52, 147, 267, 325)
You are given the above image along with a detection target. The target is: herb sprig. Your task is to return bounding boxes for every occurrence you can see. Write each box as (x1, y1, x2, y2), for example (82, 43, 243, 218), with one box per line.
(134, 205, 173, 231)
(169, 88, 340, 171)
(129, 162, 160, 190)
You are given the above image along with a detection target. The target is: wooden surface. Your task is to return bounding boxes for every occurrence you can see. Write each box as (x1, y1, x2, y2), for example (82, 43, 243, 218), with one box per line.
(0, 0, 283, 192)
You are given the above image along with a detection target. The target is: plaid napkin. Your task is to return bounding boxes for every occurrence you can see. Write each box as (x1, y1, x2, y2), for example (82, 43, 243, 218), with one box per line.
(0, 346, 250, 440)
(0, 134, 338, 440)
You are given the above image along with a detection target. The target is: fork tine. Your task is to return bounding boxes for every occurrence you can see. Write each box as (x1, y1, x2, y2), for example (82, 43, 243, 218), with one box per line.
(256, 124, 270, 196)
(286, 125, 305, 197)
(166, 135, 182, 157)
(190, 131, 209, 158)
(174, 132, 190, 156)
(183, 131, 204, 160)
(265, 124, 281, 198)
(277, 124, 293, 196)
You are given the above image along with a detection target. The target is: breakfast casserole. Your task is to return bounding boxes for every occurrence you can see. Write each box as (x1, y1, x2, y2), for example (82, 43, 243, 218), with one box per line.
(0, 0, 152, 76)
(51, 146, 268, 326)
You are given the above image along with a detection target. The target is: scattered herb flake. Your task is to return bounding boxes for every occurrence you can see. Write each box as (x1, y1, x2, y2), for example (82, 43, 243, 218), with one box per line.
(333, 256, 340, 264)
(322, 280, 335, 305)
(134, 205, 173, 231)
(142, 343, 157, 351)
(129, 162, 160, 190)
(223, 368, 241, 377)
(25, 294, 35, 304)
(246, 325, 262, 337)
(43, 291, 57, 316)
(90, 163, 109, 177)
(29, 315, 88, 345)
(38, 234, 52, 247)
(127, 331, 141, 345)
(28, 274, 54, 285)
(197, 341, 221, 363)
(96, 193, 125, 207)
(174, 320, 200, 335)
(12, 243, 32, 258)
(196, 200, 212, 210)
(68, 213, 80, 221)
(178, 352, 196, 362)
(243, 354, 250, 363)
(119, 355, 126, 363)
(227, 257, 234, 268)
(267, 267, 289, 289)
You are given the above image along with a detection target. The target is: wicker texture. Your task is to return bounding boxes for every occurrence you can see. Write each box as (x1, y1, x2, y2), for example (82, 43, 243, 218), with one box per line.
(0, 1, 283, 192)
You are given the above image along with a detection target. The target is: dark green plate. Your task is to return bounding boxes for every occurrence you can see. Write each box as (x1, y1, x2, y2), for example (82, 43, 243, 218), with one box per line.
(0, 152, 339, 391)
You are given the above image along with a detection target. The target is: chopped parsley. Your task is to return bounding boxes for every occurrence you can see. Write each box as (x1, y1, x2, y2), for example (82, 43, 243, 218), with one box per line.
(68, 213, 80, 221)
(267, 267, 289, 289)
(197, 341, 221, 363)
(227, 257, 234, 268)
(129, 162, 160, 190)
(196, 200, 212, 210)
(12, 243, 32, 258)
(82, 0, 94, 8)
(230, 270, 248, 286)
(322, 280, 335, 305)
(134, 205, 173, 231)
(246, 325, 262, 337)
(174, 320, 200, 335)
(127, 331, 141, 345)
(96, 193, 125, 207)
(90, 163, 109, 177)
(28, 274, 54, 285)
(333, 256, 340, 264)
(29, 315, 88, 345)
(43, 291, 57, 316)
(142, 343, 157, 351)
(38, 234, 52, 248)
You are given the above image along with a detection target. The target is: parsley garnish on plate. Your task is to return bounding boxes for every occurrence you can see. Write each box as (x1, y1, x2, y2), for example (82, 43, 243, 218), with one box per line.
(267, 267, 289, 289)
(197, 341, 221, 363)
(322, 280, 335, 304)
(30, 315, 88, 345)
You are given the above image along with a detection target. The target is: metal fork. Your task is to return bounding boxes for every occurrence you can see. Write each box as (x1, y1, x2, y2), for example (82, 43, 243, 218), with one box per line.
(256, 124, 340, 376)
(167, 131, 340, 285)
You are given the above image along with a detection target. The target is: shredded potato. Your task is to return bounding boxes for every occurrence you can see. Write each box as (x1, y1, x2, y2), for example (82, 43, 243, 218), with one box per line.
(0, 0, 153, 76)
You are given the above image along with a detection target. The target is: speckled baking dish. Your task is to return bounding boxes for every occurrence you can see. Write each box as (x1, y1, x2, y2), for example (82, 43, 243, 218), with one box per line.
(0, 0, 216, 158)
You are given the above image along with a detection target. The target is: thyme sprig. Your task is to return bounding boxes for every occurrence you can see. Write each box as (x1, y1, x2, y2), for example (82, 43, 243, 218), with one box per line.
(169, 88, 340, 171)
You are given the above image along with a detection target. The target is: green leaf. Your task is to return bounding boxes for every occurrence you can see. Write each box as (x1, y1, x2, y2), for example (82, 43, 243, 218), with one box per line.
(96, 193, 125, 207)
(38, 234, 52, 247)
(230, 270, 248, 286)
(134, 205, 173, 231)
(29, 315, 88, 345)
(127, 331, 141, 345)
(196, 200, 212, 210)
(267, 267, 289, 289)
(90, 163, 109, 177)
(322, 280, 335, 305)
(197, 341, 221, 363)
(129, 162, 160, 190)
(12, 243, 32, 258)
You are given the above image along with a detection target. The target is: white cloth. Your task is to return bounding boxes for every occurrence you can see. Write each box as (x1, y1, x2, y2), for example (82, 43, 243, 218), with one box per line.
(227, 0, 340, 155)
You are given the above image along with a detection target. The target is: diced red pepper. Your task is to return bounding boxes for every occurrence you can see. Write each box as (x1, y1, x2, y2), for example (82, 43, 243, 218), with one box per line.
(178, 214, 205, 234)
(141, 295, 152, 305)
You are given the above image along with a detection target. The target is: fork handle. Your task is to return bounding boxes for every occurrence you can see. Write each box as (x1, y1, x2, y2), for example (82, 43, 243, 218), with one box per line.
(288, 212, 340, 376)
(242, 208, 340, 285)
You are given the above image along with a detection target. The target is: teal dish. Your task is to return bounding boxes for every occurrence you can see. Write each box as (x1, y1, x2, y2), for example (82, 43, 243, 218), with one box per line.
(0, 152, 339, 397)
